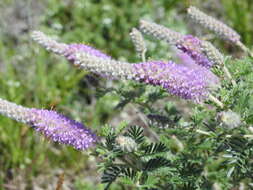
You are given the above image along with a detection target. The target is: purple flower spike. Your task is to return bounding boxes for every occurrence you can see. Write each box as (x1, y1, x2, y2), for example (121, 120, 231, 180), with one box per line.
(133, 61, 213, 102)
(30, 109, 97, 150)
(177, 51, 220, 88)
(62, 51, 218, 102)
(176, 35, 213, 69)
(0, 98, 97, 150)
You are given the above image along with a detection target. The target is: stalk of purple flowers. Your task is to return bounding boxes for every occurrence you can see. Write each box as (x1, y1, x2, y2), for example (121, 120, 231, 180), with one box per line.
(0, 97, 97, 150)
(32, 31, 223, 105)
(138, 21, 235, 86)
(139, 20, 222, 68)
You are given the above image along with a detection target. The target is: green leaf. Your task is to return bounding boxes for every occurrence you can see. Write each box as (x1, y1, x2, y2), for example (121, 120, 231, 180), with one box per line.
(143, 157, 171, 172)
(143, 142, 168, 155)
(125, 126, 144, 144)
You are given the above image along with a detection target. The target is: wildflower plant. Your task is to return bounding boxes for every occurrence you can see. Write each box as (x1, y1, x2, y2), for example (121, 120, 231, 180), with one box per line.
(1, 5, 253, 190)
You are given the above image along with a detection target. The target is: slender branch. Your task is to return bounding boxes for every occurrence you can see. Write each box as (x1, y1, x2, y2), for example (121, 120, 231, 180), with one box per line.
(196, 129, 211, 136)
(236, 41, 253, 57)
(141, 49, 146, 62)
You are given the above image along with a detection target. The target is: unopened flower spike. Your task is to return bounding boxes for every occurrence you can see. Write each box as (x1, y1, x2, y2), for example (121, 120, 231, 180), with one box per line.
(187, 6, 240, 43)
(130, 28, 147, 62)
(139, 20, 183, 45)
(200, 40, 224, 65)
(31, 31, 111, 60)
(187, 6, 253, 57)
(0, 98, 97, 150)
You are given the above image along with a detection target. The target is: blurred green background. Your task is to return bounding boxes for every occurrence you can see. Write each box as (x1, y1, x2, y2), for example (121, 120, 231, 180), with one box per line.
(0, 0, 252, 189)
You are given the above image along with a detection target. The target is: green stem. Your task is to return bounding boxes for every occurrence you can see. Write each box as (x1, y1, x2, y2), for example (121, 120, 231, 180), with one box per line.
(236, 41, 253, 57)
(223, 65, 236, 86)
(141, 49, 146, 62)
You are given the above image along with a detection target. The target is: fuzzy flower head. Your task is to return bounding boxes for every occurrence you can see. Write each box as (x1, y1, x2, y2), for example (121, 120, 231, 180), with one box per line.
(133, 61, 215, 102)
(0, 98, 97, 150)
(176, 35, 213, 68)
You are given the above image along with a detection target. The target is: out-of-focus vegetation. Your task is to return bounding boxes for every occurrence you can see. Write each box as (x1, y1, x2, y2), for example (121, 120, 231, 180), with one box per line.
(0, 0, 252, 189)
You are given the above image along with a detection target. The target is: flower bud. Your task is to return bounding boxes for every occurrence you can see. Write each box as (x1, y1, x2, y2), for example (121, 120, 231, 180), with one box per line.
(115, 136, 137, 152)
(218, 110, 241, 129)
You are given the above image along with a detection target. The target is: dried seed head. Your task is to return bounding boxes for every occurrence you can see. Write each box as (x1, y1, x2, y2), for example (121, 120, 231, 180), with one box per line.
(139, 20, 183, 44)
(115, 136, 137, 152)
(187, 6, 240, 43)
(130, 28, 147, 58)
(0, 98, 97, 150)
(218, 110, 241, 129)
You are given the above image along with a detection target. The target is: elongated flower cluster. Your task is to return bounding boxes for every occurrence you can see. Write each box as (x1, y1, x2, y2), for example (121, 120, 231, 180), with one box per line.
(187, 6, 240, 43)
(31, 31, 110, 60)
(130, 28, 147, 59)
(73, 51, 217, 102)
(33, 31, 219, 102)
(0, 98, 97, 150)
(133, 61, 214, 102)
(138, 21, 223, 68)
(139, 20, 183, 44)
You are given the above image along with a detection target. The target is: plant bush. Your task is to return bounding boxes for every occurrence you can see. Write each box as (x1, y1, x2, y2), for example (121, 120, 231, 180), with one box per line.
(1, 2, 253, 190)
